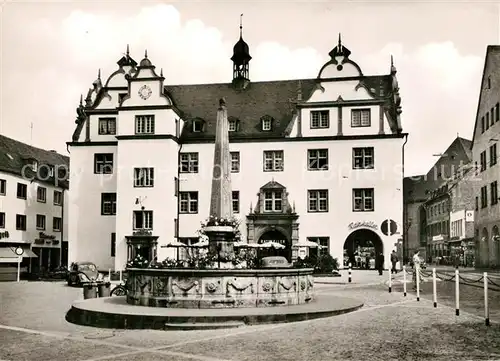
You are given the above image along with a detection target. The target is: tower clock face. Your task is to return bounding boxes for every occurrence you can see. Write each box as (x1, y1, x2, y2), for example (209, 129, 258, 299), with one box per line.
(138, 85, 152, 100)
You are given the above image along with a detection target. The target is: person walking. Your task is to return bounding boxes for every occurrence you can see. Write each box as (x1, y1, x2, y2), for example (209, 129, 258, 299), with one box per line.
(390, 250, 399, 274)
(377, 252, 384, 275)
(412, 250, 422, 291)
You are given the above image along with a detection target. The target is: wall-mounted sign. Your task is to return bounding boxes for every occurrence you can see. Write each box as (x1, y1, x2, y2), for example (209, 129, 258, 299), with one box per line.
(348, 221, 378, 231)
(465, 210, 474, 222)
(258, 239, 287, 245)
(0, 231, 9, 240)
(381, 219, 398, 236)
(39, 232, 56, 240)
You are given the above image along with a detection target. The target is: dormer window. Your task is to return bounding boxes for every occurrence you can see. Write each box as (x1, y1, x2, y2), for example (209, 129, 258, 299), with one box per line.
(228, 118, 240, 132)
(31, 161, 38, 172)
(192, 118, 205, 133)
(261, 115, 273, 131)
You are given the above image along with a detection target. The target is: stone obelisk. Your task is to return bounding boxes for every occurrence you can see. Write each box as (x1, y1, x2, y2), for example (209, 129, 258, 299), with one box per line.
(205, 98, 236, 266)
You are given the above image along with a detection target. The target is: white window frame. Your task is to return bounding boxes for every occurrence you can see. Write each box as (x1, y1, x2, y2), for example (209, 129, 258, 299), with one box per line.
(53, 190, 62, 206)
(232, 191, 240, 213)
(180, 153, 199, 173)
(263, 150, 284, 172)
(133, 210, 153, 230)
(37, 186, 47, 203)
(310, 110, 329, 128)
(353, 188, 374, 212)
(134, 168, 154, 187)
(262, 118, 272, 131)
(264, 191, 282, 212)
(53, 217, 62, 232)
(351, 109, 371, 127)
(98, 118, 116, 135)
(179, 192, 198, 214)
(94, 154, 114, 174)
(307, 149, 328, 171)
(36, 214, 46, 230)
(229, 120, 237, 132)
(230, 152, 240, 173)
(308, 190, 328, 212)
(135, 115, 155, 134)
(353, 147, 374, 169)
(101, 193, 117, 215)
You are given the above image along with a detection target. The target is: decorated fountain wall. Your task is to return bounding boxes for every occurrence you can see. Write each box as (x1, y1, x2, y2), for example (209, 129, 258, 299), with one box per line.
(126, 98, 314, 309)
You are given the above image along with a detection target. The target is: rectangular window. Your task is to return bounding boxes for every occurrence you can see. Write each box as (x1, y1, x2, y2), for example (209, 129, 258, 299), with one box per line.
(263, 150, 284, 172)
(307, 237, 330, 256)
(353, 147, 374, 169)
(490, 144, 497, 166)
(133, 210, 153, 229)
(53, 190, 63, 206)
(480, 151, 487, 171)
(193, 120, 203, 132)
(264, 191, 282, 212)
(307, 149, 328, 171)
(486, 113, 490, 130)
(351, 109, 371, 127)
(17, 183, 27, 199)
(179, 192, 198, 214)
(94, 153, 114, 174)
(310, 110, 329, 128)
(0, 212, 4, 228)
(36, 214, 46, 230)
(491, 181, 498, 205)
(135, 115, 155, 134)
(111, 233, 116, 257)
(0, 179, 5, 196)
(481, 186, 488, 208)
(180, 153, 199, 173)
(228, 120, 237, 132)
(16, 214, 26, 230)
(53, 217, 62, 232)
(101, 193, 117, 215)
(262, 118, 272, 131)
(482, 116, 485, 133)
(307, 190, 329, 212)
(232, 191, 240, 214)
(98, 118, 116, 135)
(133, 168, 154, 187)
(492, 108, 496, 127)
(353, 188, 374, 212)
(230, 152, 240, 173)
(496, 103, 500, 122)
(37, 186, 46, 203)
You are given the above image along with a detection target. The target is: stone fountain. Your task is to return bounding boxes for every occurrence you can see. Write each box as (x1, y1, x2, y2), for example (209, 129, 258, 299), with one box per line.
(124, 98, 315, 309)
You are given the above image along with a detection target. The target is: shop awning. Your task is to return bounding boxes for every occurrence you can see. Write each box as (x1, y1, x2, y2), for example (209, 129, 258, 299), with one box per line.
(0, 248, 38, 258)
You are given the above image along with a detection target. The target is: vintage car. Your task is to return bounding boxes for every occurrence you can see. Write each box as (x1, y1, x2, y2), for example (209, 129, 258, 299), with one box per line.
(260, 256, 292, 269)
(67, 261, 103, 286)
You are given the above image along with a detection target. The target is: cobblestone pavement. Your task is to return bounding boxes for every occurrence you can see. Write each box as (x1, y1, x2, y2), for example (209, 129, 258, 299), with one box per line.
(0, 280, 499, 360)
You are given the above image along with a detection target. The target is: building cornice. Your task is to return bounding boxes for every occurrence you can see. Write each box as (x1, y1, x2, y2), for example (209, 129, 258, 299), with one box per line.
(297, 99, 386, 109)
(84, 109, 119, 115)
(66, 141, 118, 147)
(117, 105, 173, 111)
(115, 134, 179, 142)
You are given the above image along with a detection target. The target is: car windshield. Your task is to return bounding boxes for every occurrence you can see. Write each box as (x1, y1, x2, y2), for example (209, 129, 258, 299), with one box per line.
(78, 264, 96, 272)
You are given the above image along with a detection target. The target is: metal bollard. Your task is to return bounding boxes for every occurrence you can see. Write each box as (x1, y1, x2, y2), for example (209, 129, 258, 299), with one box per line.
(119, 270, 122, 283)
(388, 269, 392, 293)
(348, 263, 352, 283)
(403, 266, 407, 297)
(455, 269, 460, 316)
(432, 268, 437, 308)
(416, 266, 420, 302)
(484, 272, 490, 326)
(108, 268, 111, 280)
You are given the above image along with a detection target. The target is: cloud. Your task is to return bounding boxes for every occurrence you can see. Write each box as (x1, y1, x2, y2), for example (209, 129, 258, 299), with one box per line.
(0, 3, 484, 178)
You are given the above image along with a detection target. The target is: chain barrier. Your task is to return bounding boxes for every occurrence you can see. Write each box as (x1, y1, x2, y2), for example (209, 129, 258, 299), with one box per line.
(397, 268, 500, 291)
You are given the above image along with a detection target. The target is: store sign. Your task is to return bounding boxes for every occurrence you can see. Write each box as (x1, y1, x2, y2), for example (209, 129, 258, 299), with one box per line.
(0, 231, 9, 240)
(258, 239, 287, 245)
(348, 221, 378, 231)
(39, 232, 56, 240)
(465, 210, 474, 222)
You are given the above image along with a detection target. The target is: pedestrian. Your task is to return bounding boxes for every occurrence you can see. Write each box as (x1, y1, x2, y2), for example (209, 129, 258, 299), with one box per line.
(412, 250, 423, 291)
(377, 252, 384, 275)
(390, 250, 398, 274)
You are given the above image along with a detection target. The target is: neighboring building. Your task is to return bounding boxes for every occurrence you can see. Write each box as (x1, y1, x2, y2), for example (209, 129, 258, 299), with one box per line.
(471, 45, 500, 268)
(0, 135, 69, 280)
(403, 136, 473, 263)
(67, 32, 406, 272)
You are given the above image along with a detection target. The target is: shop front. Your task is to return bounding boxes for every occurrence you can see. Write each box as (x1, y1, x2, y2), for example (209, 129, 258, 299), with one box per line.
(31, 232, 62, 274)
(448, 239, 475, 267)
(0, 240, 38, 281)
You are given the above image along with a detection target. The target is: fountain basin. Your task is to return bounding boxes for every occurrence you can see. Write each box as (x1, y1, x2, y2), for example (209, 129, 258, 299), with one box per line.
(126, 267, 314, 309)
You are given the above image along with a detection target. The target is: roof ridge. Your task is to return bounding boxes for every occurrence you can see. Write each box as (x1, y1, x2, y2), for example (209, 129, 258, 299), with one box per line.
(0, 134, 69, 159)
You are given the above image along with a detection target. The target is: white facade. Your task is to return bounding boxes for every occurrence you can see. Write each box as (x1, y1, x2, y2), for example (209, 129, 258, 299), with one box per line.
(0, 170, 69, 269)
(68, 40, 405, 271)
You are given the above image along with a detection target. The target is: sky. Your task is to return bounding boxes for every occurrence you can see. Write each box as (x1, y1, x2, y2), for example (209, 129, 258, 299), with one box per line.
(0, 1, 498, 176)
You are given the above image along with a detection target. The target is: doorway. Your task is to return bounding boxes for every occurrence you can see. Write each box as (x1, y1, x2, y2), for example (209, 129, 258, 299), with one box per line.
(344, 229, 383, 270)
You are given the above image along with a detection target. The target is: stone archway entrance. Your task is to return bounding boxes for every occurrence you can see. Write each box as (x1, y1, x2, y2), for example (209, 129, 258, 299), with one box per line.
(480, 227, 489, 268)
(344, 228, 383, 269)
(258, 229, 291, 260)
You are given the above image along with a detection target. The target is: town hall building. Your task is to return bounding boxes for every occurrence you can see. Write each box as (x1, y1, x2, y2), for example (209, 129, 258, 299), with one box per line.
(67, 29, 407, 272)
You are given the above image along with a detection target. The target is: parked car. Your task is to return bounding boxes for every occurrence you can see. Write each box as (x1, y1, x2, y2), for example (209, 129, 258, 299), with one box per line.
(67, 261, 102, 286)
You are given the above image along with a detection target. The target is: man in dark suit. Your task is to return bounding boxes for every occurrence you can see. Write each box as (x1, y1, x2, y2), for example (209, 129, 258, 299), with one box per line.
(377, 252, 384, 275)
